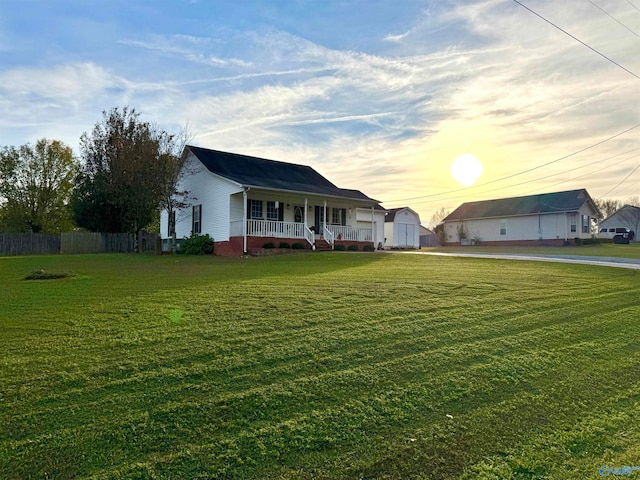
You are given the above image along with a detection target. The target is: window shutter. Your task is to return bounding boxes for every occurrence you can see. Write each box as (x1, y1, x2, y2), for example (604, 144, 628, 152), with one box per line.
(192, 206, 195, 233)
(341, 208, 347, 226)
(278, 203, 284, 221)
(199, 204, 202, 233)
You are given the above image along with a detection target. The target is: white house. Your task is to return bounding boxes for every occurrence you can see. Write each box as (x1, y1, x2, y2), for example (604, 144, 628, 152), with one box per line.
(598, 204, 639, 239)
(442, 188, 599, 246)
(160, 146, 382, 255)
(383, 207, 421, 249)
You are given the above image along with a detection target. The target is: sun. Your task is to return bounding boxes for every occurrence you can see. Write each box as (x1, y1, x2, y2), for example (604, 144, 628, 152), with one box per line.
(451, 154, 483, 187)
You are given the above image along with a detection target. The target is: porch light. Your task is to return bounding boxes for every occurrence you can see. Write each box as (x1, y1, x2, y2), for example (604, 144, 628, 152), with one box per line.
(286, 203, 290, 209)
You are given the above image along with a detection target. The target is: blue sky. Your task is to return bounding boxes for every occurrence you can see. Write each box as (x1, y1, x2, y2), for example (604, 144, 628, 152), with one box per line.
(1, 0, 639, 222)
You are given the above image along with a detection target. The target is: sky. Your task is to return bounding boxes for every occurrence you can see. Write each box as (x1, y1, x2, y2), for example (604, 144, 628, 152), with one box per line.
(1, 0, 640, 224)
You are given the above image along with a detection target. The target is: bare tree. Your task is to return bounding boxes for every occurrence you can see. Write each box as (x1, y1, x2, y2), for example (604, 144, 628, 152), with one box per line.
(594, 198, 621, 220)
(156, 124, 195, 253)
(429, 207, 450, 245)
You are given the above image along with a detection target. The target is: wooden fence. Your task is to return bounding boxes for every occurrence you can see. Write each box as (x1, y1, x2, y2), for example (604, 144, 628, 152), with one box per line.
(0, 232, 160, 256)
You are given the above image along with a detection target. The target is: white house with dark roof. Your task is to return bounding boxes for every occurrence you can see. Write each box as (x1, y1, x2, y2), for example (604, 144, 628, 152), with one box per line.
(442, 189, 599, 246)
(383, 207, 421, 249)
(160, 146, 385, 255)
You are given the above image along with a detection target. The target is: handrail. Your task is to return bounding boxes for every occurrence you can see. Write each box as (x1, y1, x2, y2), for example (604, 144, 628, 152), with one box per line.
(304, 226, 314, 246)
(323, 225, 334, 247)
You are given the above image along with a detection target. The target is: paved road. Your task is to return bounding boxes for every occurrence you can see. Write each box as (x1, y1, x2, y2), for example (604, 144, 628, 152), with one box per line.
(390, 251, 640, 270)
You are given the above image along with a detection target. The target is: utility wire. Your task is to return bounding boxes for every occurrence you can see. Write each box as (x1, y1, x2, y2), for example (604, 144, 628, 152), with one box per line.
(600, 163, 640, 196)
(512, 0, 640, 81)
(587, 0, 640, 39)
(383, 122, 640, 204)
(625, 0, 640, 15)
(391, 150, 640, 210)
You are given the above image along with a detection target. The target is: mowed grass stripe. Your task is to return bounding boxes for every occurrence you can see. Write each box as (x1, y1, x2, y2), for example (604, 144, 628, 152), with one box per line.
(1, 253, 638, 479)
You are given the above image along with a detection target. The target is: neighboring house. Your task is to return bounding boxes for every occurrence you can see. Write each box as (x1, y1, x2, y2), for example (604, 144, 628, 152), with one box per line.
(160, 146, 382, 255)
(419, 225, 439, 247)
(384, 207, 421, 249)
(598, 204, 640, 239)
(442, 188, 599, 246)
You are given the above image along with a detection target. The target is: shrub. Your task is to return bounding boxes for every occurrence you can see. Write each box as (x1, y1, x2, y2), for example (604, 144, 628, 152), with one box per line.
(278, 242, 290, 249)
(582, 238, 613, 245)
(263, 242, 275, 249)
(347, 244, 359, 251)
(333, 244, 346, 251)
(182, 233, 215, 255)
(24, 270, 74, 280)
(362, 244, 375, 252)
(574, 238, 582, 246)
(292, 243, 306, 250)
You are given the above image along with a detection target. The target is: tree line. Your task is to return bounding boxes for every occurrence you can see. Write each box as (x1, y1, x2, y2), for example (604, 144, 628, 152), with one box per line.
(0, 107, 189, 235)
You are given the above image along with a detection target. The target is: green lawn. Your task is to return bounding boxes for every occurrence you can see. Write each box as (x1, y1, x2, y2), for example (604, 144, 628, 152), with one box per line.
(427, 242, 640, 260)
(1, 253, 639, 479)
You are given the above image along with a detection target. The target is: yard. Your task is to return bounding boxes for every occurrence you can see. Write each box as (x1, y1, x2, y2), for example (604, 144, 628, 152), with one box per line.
(1, 252, 639, 479)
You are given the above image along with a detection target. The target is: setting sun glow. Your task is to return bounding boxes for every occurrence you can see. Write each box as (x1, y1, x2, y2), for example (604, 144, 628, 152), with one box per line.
(451, 154, 483, 187)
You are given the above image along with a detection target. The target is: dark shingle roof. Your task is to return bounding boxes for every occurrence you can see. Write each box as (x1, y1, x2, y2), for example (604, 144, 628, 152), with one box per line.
(444, 189, 595, 221)
(187, 146, 377, 202)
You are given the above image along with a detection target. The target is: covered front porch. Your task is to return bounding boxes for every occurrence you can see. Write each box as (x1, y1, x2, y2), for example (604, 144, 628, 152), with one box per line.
(228, 190, 378, 254)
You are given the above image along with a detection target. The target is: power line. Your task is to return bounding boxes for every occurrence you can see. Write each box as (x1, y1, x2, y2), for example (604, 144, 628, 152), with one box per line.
(391, 149, 640, 210)
(625, 0, 640, 15)
(588, 0, 640, 40)
(512, 0, 640, 81)
(600, 163, 640, 196)
(383, 122, 640, 204)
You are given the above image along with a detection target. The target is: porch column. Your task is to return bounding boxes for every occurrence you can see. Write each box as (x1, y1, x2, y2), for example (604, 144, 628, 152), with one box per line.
(304, 198, 308, 226)
(243, 189, 248, 254)
(371, 206, 375, 245)
(323, 200, 327, 233)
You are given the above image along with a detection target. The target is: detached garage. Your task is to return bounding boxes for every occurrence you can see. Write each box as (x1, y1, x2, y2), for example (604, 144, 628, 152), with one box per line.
(384, 207, 421, 249)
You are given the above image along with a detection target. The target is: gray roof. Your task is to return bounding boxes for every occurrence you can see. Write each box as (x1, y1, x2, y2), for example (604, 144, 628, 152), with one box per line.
(187, 145, 378, 203)
(384, 206, 419, 222)
(444, 189, 596, 221)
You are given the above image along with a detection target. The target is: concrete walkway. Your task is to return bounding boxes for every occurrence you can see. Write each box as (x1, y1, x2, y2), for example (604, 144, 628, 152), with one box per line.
(390, 250, 640, 270)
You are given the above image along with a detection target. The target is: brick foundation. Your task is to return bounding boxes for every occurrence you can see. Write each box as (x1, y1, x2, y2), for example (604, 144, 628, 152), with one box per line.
(215, 237, 374, 256)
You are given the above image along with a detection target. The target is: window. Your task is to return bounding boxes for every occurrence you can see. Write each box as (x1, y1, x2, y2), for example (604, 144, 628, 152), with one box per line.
(609, 228, 615, 233)
(192, 204, 202, 234)
(249, 199, 263, 219)
(582, 214, 590, 234)
(168, 210, 176, 236)
(569, 213, 577, 233)
(499, 220, 507, 236)
(267, 201, 278, 221)
(331, 208, 344, 225)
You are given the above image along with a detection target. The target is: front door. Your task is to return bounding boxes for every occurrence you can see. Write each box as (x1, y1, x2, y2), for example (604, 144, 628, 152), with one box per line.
(314, 206, 325, 236)
(294, 205, 304, 224)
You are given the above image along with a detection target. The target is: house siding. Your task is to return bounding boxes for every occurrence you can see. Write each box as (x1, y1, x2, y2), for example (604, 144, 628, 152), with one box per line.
(444, 205, 596, 245)
(160, 153, 243, 242)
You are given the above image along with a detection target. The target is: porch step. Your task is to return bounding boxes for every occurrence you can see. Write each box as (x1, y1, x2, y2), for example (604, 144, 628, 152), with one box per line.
(314, 239, 333, 251)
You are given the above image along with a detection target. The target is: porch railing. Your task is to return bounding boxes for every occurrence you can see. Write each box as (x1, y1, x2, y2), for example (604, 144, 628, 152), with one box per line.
(327, 225, 373, 242)
(246, 219, 309, 238)
(229, 220, 369, 247)
(303, 226, 314, 247)
(323, 225, 334, 248)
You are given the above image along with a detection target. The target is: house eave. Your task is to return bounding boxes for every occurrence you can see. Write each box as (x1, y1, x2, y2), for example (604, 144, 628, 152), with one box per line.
(238, 184, 380, 205)
(443, 209, 583, 223)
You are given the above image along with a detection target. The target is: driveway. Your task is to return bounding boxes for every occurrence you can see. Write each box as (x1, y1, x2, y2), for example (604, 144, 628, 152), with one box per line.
(390, 251, 640, 270)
